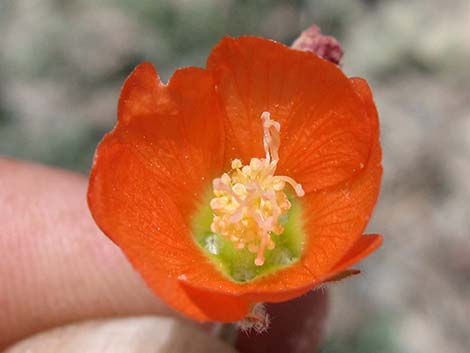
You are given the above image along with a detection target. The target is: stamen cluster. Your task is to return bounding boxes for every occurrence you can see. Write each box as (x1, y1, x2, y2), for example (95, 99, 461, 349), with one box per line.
(210, 112, 304, 266)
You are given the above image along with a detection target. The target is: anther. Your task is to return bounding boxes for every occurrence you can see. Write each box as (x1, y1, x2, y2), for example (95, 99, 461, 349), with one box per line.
(209, 111, 305, 266)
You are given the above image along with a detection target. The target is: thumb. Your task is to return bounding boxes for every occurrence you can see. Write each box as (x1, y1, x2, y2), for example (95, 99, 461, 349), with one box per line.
(3, 316, 237, 353)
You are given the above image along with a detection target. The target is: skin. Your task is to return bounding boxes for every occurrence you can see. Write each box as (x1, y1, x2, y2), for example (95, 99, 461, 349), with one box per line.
(0, 158, 326, 352)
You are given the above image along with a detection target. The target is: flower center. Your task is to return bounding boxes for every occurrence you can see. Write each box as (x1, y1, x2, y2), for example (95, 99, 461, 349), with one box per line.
(210, 112, 305, 266)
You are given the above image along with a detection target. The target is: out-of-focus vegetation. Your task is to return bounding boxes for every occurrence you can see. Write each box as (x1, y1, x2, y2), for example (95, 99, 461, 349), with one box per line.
(1, 1, 469, 352)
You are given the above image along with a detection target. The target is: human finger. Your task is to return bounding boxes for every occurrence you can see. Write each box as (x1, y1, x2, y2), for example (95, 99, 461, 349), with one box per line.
(0, 159, 174, 349)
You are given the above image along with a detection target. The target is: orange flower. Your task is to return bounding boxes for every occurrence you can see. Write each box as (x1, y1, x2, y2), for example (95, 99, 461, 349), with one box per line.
(87, 36, 382, 323)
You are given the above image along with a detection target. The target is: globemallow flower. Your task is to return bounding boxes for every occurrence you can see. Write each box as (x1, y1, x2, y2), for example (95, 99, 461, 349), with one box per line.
(88, 35, 383, 323)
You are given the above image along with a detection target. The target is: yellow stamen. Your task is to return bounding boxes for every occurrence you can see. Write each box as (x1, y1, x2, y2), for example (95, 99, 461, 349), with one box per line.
(210, 112, 304, 266)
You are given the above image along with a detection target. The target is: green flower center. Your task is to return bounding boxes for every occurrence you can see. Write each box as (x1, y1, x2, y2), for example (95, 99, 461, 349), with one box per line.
(192, 190, 305, 282)
(191, 112, 306, 283)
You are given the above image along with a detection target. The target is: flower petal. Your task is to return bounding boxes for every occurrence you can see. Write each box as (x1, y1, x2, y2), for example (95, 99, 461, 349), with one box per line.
(179, 280, 252, 322)
(89, 139, 253, 321)
(89, 142, 199, 318)
(207, 36, 374, 191)
(88, 63, 250, 321)
(328, 234, 382, 274)
(115, 63, 225, 220)
(323, 234, 382, 282)
(300, 139, 381, 278)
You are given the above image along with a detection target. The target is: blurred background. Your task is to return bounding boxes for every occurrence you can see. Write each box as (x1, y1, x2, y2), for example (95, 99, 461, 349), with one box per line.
(0, 0, 469, 352)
